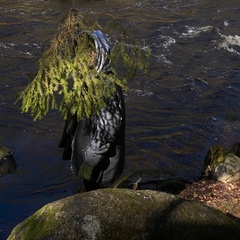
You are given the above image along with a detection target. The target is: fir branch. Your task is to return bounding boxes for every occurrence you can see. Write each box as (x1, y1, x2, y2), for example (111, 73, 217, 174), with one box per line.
(16, 9, 151, 121)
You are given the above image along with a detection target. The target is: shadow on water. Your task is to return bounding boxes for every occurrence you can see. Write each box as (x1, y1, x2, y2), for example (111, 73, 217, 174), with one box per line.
(1, 0, 240, 238)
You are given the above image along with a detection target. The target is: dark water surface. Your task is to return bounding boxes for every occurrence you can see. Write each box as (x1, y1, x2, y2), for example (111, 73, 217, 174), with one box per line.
(1, 0, 240, 238)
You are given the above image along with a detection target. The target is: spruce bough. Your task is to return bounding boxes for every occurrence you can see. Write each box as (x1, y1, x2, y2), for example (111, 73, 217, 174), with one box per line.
(16, 9, 151, 121)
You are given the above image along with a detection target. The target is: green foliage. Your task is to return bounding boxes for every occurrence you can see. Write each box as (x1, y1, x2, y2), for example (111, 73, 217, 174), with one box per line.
(16, 9, 151, 121)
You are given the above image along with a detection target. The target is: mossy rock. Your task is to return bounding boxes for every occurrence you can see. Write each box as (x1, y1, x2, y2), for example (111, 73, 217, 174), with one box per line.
(7, 188, 240, 240)
(0, 146, 17, 177)
(204, 145, 240, 182)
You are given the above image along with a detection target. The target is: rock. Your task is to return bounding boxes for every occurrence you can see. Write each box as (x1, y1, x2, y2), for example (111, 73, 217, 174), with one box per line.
(214, 153, 240, 182)
(204, 145, 240, 182)
(114, 168, 187, 194)
(7, 188, 240, 240)
(0, 146, 17, 177)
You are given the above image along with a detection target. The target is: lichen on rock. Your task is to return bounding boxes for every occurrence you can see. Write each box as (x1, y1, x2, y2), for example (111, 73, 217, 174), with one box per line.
(203, 143, 240, 182)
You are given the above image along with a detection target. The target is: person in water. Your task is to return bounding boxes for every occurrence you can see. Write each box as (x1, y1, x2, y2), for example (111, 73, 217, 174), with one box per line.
(59, 30, 125, 191)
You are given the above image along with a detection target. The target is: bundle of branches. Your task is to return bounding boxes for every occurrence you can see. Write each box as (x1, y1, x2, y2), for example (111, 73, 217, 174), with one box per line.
(16, 9, 151, 121)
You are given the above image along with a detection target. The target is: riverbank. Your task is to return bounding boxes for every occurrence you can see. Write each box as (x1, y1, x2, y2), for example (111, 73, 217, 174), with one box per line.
(178, 179, 240, 223)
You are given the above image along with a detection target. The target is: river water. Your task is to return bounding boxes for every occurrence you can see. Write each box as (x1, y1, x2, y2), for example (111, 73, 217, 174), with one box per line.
(1, 0, 240, 238)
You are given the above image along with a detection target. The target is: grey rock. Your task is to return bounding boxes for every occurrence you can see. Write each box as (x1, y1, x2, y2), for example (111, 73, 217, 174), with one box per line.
(7, 188, 240, 240)
(214, 153, 240, 182)
(203, 145, 240, 182)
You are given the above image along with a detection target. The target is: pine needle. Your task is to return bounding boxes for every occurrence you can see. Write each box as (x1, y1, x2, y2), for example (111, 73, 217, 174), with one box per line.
(15, 9, 151, 121)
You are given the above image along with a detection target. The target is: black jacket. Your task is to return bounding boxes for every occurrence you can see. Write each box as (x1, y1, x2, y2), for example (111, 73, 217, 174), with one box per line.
(59, 85, 125, 187)
(59, 30, 125, 187)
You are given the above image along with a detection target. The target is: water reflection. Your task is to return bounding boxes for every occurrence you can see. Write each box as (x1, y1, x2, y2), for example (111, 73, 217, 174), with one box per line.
(2, 0, 240, 238)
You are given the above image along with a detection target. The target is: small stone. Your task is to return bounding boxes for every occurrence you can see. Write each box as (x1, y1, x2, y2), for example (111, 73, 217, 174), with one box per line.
(0, 146, 17, 177)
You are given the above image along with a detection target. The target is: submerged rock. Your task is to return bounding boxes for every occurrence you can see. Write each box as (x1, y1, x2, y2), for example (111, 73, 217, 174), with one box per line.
(7, 188, 240, 240)
(0, 145, 16, 177)
(114, 168, 187, 194)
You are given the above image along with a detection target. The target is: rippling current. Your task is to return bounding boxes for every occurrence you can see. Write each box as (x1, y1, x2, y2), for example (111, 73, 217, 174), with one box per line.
(1, 0, 240, 238)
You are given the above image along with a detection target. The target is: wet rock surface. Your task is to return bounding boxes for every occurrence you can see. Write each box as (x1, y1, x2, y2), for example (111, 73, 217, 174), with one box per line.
(0, 146, 16, 177)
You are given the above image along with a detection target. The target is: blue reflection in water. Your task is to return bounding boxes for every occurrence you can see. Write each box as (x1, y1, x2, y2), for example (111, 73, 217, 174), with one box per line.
(1, 0, 240, 238)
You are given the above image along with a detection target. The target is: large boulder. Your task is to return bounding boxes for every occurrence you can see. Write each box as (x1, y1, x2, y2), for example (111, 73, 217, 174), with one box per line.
(0, 145, 17, 177)
(7, 188, 240, 240)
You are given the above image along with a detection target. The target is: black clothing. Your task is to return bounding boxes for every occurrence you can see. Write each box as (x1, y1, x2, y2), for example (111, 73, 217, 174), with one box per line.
(59, 30, 125, 190)
(59, 86, 125, 189)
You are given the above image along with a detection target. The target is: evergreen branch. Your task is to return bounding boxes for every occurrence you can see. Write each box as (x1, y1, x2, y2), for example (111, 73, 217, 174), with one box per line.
(15, 9, 151, 121)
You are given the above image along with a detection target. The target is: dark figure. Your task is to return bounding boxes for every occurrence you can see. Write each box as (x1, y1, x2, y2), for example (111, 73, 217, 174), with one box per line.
(59, 30, 125, 191)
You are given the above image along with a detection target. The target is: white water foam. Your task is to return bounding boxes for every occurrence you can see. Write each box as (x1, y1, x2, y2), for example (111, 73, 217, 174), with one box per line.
(218, 34, 240, 55)
(180, 25, 240, 55)
(153, 35, 176, 64)
(180, 25, 214, 38)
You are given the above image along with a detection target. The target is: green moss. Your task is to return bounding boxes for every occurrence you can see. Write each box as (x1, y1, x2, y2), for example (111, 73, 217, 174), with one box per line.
(9, 206, 60, 240)
(204, 146, 224, 171)
(8, 188, 240, 240)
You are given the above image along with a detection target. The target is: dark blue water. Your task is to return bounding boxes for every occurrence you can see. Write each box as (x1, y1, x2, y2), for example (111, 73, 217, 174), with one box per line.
(1, 0, 240, 238)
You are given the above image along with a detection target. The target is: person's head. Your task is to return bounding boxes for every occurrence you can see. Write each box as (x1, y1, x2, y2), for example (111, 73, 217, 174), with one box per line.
(74, 30, 111, 73)
(74, 32, 96, 67)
